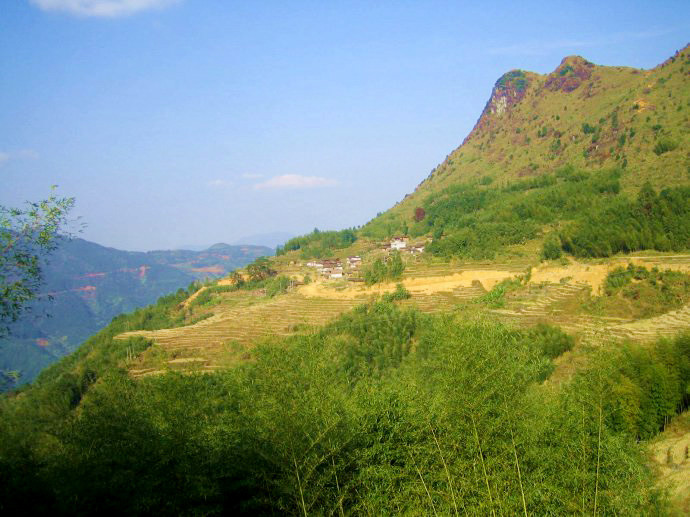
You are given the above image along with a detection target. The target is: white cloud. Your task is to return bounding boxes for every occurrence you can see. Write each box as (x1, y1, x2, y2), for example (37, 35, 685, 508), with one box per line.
(241, 173, 264, 179)
(254, 174, 339, 190)
(207, 179, 233, 188)
(487, 28, 676, 57)
(0, 149, 38, 167)
(30, 0, 181, 17)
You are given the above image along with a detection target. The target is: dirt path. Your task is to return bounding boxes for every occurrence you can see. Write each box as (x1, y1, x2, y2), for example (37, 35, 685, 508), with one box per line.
(298, 270, 517, 300)
(181, 276, 236, 309)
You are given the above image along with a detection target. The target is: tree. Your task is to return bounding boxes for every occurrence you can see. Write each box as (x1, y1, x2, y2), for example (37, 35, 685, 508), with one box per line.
(230, 270, 245, 287)
(246, 257, 275, 283)
(0, 188, 75, 336)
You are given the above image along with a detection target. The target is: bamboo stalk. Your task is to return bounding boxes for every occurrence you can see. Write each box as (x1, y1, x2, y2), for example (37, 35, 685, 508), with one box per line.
(331, 456, 345, 517)
(582, 403, 586, 516)
(593, 403, 603, 516)
(430, 424, 460, 516)
(471, 414, 496, 517)
(509, 423, 528, 517)
(293, 453, 308, 517)
(408, 448, 438, 517)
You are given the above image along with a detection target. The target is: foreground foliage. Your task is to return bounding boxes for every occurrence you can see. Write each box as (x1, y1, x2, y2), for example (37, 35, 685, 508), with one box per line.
(1, 297, 686, 514)
(0, 189, 75, 336)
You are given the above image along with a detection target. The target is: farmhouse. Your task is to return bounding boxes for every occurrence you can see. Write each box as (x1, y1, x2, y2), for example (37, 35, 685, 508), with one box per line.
(347, 256, 362, 268)
(390, 236, 408, 250)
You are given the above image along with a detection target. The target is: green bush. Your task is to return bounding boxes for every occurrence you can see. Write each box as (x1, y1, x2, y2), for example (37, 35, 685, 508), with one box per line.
(0, 304, 673, 514)
(541, 234, 562, 260)
(364, 252, 405, 285)
(525, 323, 574, 360)
(382, 283, 411, 302)
(653, 137, 678, 155)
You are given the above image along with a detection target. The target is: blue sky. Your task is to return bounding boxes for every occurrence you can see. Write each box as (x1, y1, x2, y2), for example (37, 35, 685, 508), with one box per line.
(1, 1, 688, 250)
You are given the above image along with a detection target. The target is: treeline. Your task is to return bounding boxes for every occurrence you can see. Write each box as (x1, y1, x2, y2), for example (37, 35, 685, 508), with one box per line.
(560, 182, 690, 257)
(276, 228, 357, 258)
(1, 299, 684, 514)
(362, 165, 689, 260)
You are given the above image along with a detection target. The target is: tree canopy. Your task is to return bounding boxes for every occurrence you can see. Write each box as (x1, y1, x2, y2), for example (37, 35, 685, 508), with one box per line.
(0, 188, 75, 337)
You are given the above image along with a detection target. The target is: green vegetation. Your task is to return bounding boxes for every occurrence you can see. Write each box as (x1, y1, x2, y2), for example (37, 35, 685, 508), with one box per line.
(578, 334, 690, 441)
(654, 137, 678, 156)
(526, 323, 574, 360)
(364, 166, 689, 260)
(0, 188, 75, 336)
(367, 47, 689, 246)
(476, 272, 528, 308)
(187, 284, 237, 309)
(541, 233, 563, 260)
(364, 251, 405, 285)
(585, 264, 690, 319)
(381, 283, 411, 302)
(264, 275, 291, 297)
(276, 228, 357, 258)
(496, 69, 528, 92)
(561, 182, 690, 257)
(1, 298, 681, 514)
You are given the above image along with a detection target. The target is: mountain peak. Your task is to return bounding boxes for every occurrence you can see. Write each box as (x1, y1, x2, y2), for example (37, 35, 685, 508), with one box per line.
(544, 55, 595, 92)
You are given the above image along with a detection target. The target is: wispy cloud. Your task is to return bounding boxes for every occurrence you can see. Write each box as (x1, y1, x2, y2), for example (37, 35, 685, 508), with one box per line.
(254, 174, 339, 190)
(241, 173, 264, 179)
(0, 149, 38, 167)
(207, 179, 233, 188)
(30, 0, 182, 17)
(487, 28, 677, 57)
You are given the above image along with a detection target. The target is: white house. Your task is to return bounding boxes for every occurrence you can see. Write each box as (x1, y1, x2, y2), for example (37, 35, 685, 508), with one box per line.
(347, 256, 362, 268)
(390, 237, 408, 250)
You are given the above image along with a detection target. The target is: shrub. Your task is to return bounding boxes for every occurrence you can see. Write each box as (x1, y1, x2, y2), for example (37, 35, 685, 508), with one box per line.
(653, 137, 678, 155)
(541, 234, 562, 260)
(525, 323, 574, 360)
(382, 283, 411, 302)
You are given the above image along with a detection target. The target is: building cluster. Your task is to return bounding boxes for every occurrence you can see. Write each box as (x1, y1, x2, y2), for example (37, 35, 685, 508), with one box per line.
(304, 237, 426, 281)
(381, 237, 425, 254)
(304, 255, 364, 280)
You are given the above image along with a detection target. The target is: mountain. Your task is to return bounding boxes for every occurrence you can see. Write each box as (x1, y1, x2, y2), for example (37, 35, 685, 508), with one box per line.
(350, 45, 690, 264)
(0, 238, 272, 386)
(231, 231, 295, 249)
(365, 44, 690, 240)
(2, 47, 690, 515)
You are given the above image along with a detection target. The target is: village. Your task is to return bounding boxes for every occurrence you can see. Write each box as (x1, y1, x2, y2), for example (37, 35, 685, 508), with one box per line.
(304, 236, 426, 280)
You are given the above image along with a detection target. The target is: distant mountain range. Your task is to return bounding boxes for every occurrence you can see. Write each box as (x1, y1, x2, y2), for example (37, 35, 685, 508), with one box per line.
(0, 238, 272, 386)
(177, 231, 295, 251)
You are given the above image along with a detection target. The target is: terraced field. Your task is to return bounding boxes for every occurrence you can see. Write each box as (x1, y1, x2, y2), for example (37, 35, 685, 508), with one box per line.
(120, 293, 362, 376)
(578, 304, 690, 345)
(404, 260, 531, 279)
(119, 255, 690, 378)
